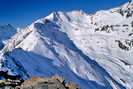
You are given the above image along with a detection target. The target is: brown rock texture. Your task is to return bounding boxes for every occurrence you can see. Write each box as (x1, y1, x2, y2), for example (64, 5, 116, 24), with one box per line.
(0, 75, 79, 89)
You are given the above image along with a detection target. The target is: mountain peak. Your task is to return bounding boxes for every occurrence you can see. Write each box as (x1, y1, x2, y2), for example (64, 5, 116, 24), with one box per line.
(68, 10, 86, 14)
(0, 1, 133, 89)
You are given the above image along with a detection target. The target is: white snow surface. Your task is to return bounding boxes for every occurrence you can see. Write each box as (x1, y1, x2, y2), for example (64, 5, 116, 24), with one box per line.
(0, 1, 133, 89)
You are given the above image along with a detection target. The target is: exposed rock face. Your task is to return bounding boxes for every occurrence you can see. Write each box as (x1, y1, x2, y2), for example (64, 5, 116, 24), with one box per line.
(0, 75, 79, 89)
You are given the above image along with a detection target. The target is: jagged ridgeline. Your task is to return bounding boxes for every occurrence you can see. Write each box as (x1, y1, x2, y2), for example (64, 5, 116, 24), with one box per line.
(0, 0, 133, 89)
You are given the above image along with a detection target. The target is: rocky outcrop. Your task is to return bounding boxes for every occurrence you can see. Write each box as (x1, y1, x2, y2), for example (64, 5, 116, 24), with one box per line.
(0, 75, 79, 89)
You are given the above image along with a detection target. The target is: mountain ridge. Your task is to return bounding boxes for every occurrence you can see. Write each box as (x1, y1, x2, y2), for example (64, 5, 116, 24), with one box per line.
(0, 1, 133, 89)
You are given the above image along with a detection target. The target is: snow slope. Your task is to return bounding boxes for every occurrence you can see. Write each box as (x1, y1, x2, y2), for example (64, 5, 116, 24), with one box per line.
(0, 0, 133, 89)
(0, 24, 16, 50)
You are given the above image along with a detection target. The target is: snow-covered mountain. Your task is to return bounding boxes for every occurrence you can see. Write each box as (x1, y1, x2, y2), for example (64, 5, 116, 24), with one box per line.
(0, 0, 133, 89)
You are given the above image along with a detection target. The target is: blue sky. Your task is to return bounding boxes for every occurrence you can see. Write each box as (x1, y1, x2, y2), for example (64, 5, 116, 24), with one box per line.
(0, 0, 128, 28)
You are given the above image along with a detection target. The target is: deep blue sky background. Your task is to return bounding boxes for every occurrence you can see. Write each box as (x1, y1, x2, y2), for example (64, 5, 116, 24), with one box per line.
(0, 0, 128, 28)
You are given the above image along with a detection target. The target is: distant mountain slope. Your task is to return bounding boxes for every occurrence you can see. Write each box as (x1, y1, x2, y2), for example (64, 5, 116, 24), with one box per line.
(0, 24, 16, 50)
(0, 0, 133, 89)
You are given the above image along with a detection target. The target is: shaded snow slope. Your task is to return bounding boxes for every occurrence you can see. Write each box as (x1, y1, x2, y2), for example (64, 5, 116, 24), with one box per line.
(0, 24, 16, 50)
(0, 24, 16, 40)
(0, 0, 133, 89)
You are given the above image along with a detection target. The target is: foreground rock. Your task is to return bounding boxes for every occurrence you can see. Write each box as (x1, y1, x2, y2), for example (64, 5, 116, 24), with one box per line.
(0, 75, 79, 89)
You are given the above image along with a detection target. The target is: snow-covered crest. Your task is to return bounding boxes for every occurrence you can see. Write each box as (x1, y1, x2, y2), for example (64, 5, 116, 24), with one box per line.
(0, 1, 133, 89)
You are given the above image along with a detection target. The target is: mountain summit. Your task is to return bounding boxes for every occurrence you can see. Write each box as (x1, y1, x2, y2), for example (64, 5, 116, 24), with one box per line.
(0, 1, 133, 89)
